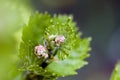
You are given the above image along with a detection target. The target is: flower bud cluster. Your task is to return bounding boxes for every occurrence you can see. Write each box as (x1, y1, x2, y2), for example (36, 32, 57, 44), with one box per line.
(48, 35, 65, 46)
(34, 35, 65, 59)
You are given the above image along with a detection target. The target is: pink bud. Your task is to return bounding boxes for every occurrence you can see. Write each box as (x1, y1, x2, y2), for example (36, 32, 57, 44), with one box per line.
(55, 35, 65, 45)
(34, 45, 48, 58)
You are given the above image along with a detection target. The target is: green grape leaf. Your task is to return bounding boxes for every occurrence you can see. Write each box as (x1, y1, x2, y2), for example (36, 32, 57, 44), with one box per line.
(19, 12, 91, 79)
(45, 15, 91, 76)
(46, 37, 91, 76)
(111, 62, 120, 80)
(45, 15, 77, 59)
(19, 12, 51, 67)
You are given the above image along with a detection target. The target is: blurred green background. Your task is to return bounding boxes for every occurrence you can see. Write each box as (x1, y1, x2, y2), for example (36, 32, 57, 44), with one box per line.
(0, 0, 120, 80)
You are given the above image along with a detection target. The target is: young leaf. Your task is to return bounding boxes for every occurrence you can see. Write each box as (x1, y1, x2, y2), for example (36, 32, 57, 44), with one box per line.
(20, 12, 51, 67)
(19, 12, 91, 79)
(110, 62, 120, 80)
